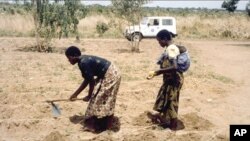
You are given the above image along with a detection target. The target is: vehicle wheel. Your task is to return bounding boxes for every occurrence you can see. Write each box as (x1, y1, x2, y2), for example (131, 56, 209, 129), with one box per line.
(132, 33, 142, 42)
(126, 37, 132, 41)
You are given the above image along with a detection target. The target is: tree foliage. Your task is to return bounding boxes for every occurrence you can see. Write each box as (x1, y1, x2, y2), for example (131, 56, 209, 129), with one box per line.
(111, 0, 149, 23)
(111, 0, 149, 52)
(222, 0, 240, 12)
(33, 0, 87, 52)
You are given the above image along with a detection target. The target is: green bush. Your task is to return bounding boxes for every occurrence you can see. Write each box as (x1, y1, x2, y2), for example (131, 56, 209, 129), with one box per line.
(221, 30, 232, 38)
(96, 22, 109, 36)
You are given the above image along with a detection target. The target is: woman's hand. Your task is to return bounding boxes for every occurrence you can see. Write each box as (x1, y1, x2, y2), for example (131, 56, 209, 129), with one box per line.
(147, 71, 157, 80)
(69, 94, 78, 101)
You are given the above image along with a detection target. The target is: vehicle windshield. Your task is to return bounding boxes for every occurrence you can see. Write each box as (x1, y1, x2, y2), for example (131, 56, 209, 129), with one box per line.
(140, 17, 148, 25)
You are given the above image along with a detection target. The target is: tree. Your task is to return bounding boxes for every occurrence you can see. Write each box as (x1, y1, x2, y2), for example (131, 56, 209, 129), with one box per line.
(222, 0, 240, 12)
(111, 0, 150, 52)
(32, 0, 87, 52)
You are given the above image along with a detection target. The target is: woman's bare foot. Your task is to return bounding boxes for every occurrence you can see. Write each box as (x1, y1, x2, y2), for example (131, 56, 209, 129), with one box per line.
(82, 126, 96, 132)
(147, 112, 168, 124)
(82, 95, 91, 102)
(169, 118, 178, 131)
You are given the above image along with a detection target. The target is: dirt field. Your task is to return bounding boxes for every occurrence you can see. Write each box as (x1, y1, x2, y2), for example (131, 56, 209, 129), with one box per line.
(0, 37, 250, 141)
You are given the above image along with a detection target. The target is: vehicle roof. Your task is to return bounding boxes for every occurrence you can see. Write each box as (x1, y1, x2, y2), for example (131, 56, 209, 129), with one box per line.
(144, 16, 176, 19)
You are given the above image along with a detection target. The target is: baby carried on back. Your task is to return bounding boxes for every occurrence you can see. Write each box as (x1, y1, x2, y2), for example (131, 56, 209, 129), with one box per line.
(157, 45, 191, 73)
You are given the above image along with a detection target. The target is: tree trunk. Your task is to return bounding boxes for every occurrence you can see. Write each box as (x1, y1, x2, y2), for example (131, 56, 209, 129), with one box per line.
(33, 2, 42, 52)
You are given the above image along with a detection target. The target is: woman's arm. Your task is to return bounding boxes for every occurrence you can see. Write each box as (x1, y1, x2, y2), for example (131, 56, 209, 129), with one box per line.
(147, 60, 178, 80)
(87, 80, 95, 97)
(82, 79, 95, 102)
(155, 59, 178, 75)
(70, 79, 89, 101)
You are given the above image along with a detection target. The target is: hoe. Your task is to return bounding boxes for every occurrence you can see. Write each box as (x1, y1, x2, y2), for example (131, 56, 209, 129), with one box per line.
(45, 98, 83, 117)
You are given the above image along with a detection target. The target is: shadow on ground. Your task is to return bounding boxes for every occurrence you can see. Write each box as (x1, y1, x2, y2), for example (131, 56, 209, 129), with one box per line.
(69, 114, 121, 134)
(226, 43, 250, 48)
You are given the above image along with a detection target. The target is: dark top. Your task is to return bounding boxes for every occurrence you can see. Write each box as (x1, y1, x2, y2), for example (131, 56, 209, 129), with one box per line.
(78, 55, 111, 81)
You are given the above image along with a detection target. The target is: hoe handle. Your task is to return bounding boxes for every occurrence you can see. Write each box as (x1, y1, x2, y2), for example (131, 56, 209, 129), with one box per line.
(46, 98, 83, 103)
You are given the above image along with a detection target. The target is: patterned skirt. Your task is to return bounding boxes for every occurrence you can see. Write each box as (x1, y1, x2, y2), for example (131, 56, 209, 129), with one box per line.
(85, 63, 121, 119)
(153, 72, 184, 120)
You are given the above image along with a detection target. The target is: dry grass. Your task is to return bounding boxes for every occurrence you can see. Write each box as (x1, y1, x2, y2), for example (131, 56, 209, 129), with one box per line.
(0, 13, 249, 39)
(78, 15, 109, 37)
(176, 14, 250, 39)
(0, 14, 34, 36)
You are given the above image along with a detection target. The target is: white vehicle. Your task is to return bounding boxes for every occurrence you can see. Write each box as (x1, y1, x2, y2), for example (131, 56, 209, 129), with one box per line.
(124, 16, 177, 41)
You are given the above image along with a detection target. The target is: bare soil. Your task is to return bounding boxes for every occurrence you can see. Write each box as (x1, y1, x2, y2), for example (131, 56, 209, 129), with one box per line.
(0, 37, 250, 141)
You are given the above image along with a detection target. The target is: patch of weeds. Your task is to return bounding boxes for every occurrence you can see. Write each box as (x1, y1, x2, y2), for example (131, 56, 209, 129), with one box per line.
(17, 46, 61, 54)
(185, 70, 194, 77)
(56, 64, 66, 71)
(142, 64, 150, 69)
(65, 128, 73, 136)
(139, 60, 150, 64)
(15, 45, 83, 54)
(140, 60, 151, 69)
(68, 73, 78, 81)
(15, 66, 21, 71)
(122, 73, 141, 81)
(39, 86, 47, 94)
(226, 43, 250, 48)
(119, 65, 132, 73)
(207, 72, 234, 84)
(36, 62, 43, 67)
(53, 72, 61, 76)
(191, 59, 197, 64)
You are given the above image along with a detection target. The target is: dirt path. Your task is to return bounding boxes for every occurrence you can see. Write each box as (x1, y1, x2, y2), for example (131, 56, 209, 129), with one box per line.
(192, 40, 250, 125)
(0, 38, 249, 141)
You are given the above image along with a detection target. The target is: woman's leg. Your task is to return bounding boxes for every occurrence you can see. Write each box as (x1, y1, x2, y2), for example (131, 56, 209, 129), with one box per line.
(167, 82, 182, 130)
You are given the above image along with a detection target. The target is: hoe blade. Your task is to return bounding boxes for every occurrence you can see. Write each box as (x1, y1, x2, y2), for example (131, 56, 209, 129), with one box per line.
(51, 102, 61, 117)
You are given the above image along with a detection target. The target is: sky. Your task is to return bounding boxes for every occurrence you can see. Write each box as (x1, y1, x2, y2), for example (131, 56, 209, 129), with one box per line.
(82, 0, 250, 10)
